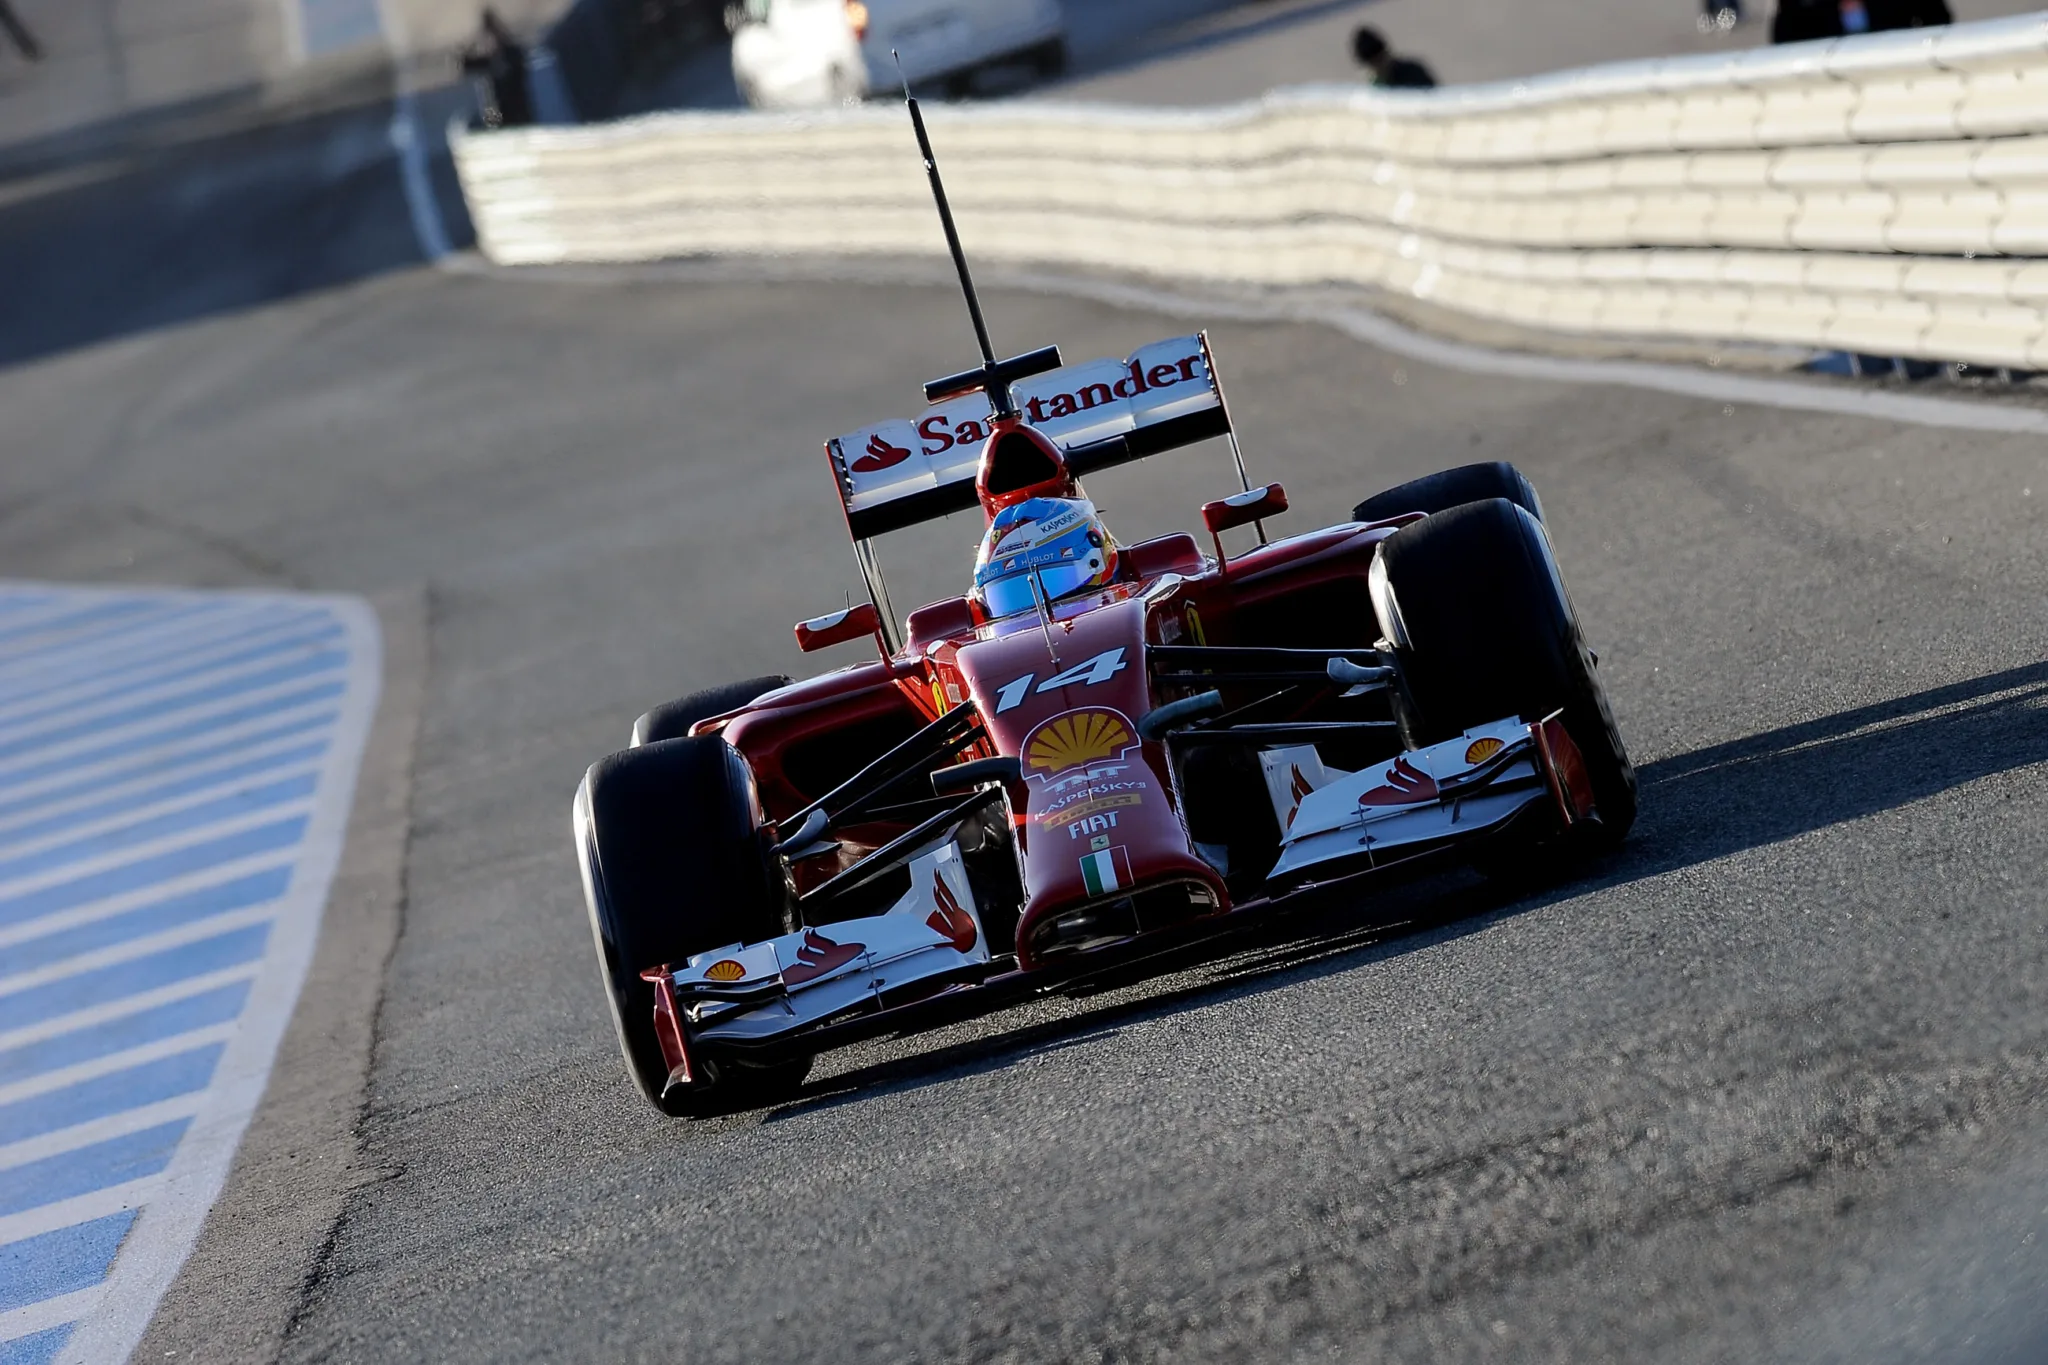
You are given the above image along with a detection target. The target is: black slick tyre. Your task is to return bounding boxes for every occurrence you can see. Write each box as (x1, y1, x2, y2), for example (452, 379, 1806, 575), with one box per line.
(1353, 461, 1543, 526)
(1372, 497, 1636, 848)
(574, 736, 807, 1116)
(631, 675, 789, 747)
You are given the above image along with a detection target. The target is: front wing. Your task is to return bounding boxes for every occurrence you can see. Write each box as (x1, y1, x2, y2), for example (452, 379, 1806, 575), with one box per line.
(643, 712, 1596, 1093)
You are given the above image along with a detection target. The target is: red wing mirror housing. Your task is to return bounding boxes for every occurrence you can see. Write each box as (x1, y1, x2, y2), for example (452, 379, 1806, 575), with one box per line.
(905, 596, 979, 652)
(1201, 483, 1288, 572)
(795, 602, 884, 654)
(1202, 483, 1288, 535)
(1121, 532, 1205, 580)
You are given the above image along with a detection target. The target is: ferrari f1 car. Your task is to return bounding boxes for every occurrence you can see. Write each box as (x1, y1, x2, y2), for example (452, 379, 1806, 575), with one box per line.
(572, 95, 1636, 1117)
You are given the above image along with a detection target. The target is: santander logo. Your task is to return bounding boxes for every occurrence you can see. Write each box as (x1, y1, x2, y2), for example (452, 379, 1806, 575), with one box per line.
(926, 875, 978, 952)
(915, 353, 1206, 458)
(782, 929, 864, 985)
(1359, 757, 1439, 807)
(852, 432, 913, 473)
(836, 337, 1216, 487)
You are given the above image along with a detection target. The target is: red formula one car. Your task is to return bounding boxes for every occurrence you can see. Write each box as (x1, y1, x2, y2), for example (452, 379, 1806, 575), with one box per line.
(572, 98, 1637, 1117)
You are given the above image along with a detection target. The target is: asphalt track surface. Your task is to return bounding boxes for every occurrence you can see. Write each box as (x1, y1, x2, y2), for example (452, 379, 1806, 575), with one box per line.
(6, 6, 2048, 1365)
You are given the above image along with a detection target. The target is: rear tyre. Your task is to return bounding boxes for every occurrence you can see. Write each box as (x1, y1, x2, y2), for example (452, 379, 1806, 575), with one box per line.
(1352, 461, 1543, 526)
(631, 675, 789, 747)
(1372, 498, 1635, 849)
(575, 736, 808, 1116)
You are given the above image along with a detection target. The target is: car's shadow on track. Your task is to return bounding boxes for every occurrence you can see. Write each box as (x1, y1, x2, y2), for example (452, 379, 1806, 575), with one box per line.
(753, 661, 2048, 1122)
(1623, 657, 2048, 875)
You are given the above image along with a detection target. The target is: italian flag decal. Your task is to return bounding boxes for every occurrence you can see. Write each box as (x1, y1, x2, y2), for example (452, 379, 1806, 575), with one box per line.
(1079, 846, 1132, 896)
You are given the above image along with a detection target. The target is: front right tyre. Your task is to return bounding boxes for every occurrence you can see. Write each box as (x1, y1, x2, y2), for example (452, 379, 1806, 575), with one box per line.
(1353, 460, 1544, 526)
(630, 674, 789, 747)
(574, 736, 808, 1115)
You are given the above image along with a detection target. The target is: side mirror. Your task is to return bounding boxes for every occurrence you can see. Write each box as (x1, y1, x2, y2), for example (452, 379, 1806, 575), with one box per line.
(1201, 482, 1288, 535)
(795, 602, 883, 653)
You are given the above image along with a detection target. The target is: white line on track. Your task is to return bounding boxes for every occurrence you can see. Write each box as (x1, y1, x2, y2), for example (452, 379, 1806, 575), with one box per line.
(0, 1097, 208, 1172)
(0, 1289, 105, 1346)
(0, 603, 179, 659)
(0, 799, 315, 907)
(0, 908, 280, 998)
(0, 768, 320, 878)
(0, 604, 241, 695)
(0, 606, 309, 713)
(0, 1179, 159, 1246)
(0, 744, 328, 850)
(0, 968, 261, 1054)
(375, 0, 450, 263)
(0, 1025, 237, 1106)
(0, 702, 339, 812)
(0, 632, 344, 747)
(1019, 268, 2048, 435)
(461, 255, 2048, 437)
(0, 669, 346, 787)
(0, 854, 294, 954)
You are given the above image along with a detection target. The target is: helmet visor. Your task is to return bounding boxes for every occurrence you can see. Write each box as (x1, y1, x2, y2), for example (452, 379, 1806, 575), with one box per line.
(978, 558, 1107, 620)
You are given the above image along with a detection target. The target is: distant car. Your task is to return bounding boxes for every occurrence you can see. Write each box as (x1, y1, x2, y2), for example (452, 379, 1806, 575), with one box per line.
(729, 0, 1065, 108)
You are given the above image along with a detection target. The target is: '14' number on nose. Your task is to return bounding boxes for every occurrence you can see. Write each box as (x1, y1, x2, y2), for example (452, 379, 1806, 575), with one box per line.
(993, 648, 1128, 713)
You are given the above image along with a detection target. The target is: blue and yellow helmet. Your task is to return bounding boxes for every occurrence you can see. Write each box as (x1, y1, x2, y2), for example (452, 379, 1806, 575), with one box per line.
(973, 497, 1119, 619)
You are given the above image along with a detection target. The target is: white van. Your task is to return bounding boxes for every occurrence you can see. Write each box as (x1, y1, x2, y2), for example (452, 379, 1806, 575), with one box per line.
(729, 0, 1066, 109)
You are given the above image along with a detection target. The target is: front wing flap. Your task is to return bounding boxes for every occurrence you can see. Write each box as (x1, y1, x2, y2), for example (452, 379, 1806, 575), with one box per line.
(647, 843, 991, 1082)
(1263, 713, 1592, 881)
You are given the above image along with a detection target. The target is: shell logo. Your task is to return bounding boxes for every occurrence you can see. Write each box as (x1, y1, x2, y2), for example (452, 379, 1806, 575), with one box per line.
(703, 959, 747, 982)
(1464, 736, 1505, 765)
(1025, 709, 1135, 776)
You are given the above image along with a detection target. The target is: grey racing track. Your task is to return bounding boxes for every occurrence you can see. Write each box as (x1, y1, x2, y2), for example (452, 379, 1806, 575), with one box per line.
(7, 7, 2048, 1362)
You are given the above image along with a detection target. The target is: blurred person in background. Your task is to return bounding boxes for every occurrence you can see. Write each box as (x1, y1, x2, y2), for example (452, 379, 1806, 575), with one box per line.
(1352, 26, 1435, 88)
(1698, 0, 1743, 33)
(1771, 0, 1951, 41)
(461, 7, 534, 128)
(0, 0, 40, 60)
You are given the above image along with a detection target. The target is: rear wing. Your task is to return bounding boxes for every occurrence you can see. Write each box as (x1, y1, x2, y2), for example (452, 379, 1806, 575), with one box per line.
(826, 332, 1234, 541)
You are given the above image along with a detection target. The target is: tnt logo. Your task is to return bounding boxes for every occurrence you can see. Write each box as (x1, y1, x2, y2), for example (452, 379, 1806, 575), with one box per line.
(1067, 811, 1120, 840)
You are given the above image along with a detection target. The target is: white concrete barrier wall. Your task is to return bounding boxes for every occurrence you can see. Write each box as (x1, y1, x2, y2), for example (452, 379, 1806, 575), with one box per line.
(451, 12, 2048, 368)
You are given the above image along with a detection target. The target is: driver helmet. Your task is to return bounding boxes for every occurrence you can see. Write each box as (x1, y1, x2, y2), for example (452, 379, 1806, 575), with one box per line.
(973, 497, 1119, 620)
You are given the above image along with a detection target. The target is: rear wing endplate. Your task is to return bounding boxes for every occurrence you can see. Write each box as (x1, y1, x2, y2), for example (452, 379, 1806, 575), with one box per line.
(826, 332, 1234, 541)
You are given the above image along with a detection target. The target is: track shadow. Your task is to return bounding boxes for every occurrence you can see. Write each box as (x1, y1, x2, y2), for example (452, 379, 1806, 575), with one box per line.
(1621, 658, 2048, 877)
(755, 660, 2048, 1119)
(0, 84, 474, 372)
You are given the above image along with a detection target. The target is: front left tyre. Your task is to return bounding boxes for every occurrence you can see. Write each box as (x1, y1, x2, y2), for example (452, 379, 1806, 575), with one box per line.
(574, 736, 809, 1115)
(1372, 497, 1636, 849)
